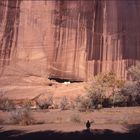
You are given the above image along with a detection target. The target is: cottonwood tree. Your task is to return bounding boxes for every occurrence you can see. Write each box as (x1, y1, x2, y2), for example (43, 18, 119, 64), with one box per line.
(86, 72, 125, 108)
(128, 62, 140, 82)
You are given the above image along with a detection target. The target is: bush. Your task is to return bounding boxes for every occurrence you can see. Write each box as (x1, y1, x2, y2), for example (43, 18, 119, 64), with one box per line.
(9, 108, 34, 125)
(0, 94, 15, 111)
(96, 104, 103, 110)
(60, 96, 69, 110)
(125, 63, 140, 106)
(36, 96, 53, 109)
(113, 93, 127, 107)
(120, 82, 140, 106)
(88, 90, 105, 109)
(75, 96, 93, 112)
(128, 63, 140, 81)
(102, 97, 113, 108)
(22, 99, 32, 109)
(135, 94, 140, 105)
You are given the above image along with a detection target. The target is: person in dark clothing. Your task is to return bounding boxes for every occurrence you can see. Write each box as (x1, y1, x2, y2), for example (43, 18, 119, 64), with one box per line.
(86, 120, 91, 130)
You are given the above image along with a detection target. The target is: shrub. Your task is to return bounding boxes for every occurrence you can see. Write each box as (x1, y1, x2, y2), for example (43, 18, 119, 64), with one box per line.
(60, 96, 69, 110)
(128, 63, 140, 81)
(113, 93, 127, 107)
(102, 97, 113, 108)
(125, 63, 140, 106)
(75, 96, 93, 112)
(96, 104, 103, 110)
(135, 94, 140, 105)
(22, 99, 32, 109)
(69, 100, 76, 109)
(9, 108, 34, 125)
(0, 94, 15, 111)
(36, 96, 53, 109)
(88, 90, 105, 109)
(120, 82, 140, 106)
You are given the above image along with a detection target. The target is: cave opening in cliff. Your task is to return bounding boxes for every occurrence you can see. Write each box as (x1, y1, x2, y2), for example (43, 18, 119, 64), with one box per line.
(48, 77, 83, 83)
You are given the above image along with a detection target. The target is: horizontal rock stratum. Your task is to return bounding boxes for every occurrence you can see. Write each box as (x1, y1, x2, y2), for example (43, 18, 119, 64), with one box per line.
(0, 0, 140, 81)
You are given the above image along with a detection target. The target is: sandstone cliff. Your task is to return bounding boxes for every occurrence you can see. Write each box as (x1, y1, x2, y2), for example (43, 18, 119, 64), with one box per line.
(0, 0, 140, 81)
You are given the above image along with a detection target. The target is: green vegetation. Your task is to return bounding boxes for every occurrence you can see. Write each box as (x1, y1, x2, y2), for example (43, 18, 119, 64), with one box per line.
(77, 63, 140, 111)
(84, 72, 125, 110)
(128, 62, 140, 81)
(75, 95, 93, 112)
(0, 63, 140, 114)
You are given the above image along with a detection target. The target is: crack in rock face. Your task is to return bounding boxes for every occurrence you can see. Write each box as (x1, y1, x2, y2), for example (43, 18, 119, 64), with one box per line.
(0, 0, 140, 81)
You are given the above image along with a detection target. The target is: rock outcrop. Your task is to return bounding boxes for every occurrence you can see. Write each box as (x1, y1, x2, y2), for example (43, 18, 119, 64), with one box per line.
(0, 0, 140, 81)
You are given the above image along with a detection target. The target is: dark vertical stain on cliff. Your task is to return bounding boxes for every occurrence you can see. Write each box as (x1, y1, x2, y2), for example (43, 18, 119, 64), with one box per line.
(116, 0, 140, 60)
(85, 0, 103, 62)
(43, 0, 140, 80)
(0, 0, 139, 81)
(0, 1, 6, 26)
(0, 0, 21, 67)
(53, 0, 66, 61)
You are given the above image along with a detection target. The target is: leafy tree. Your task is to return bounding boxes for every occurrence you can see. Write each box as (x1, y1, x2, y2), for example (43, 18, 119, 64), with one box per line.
(120, 82, 140, 106)
(125, 63, 140, 106)
(128, 62, 140, 82)
(86, 72, 125, 108)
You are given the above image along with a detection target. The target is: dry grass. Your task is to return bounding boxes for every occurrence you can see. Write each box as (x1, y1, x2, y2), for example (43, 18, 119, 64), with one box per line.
(60, 96, 69, 110)
(0, 93, 15, 111)
(9, 108, 35, 125)
(36, 96, 53, 109)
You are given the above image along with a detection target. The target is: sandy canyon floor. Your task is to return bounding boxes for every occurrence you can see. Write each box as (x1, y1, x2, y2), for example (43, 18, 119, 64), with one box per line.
(0, 76, 140, 139)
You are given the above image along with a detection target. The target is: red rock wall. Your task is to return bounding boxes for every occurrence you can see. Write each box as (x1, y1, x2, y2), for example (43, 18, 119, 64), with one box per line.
(0, 0, 21, 67)
(0, 0, 140, 81)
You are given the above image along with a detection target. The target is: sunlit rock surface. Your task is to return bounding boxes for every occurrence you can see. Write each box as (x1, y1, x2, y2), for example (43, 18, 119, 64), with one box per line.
(0, 0, 140, 81)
